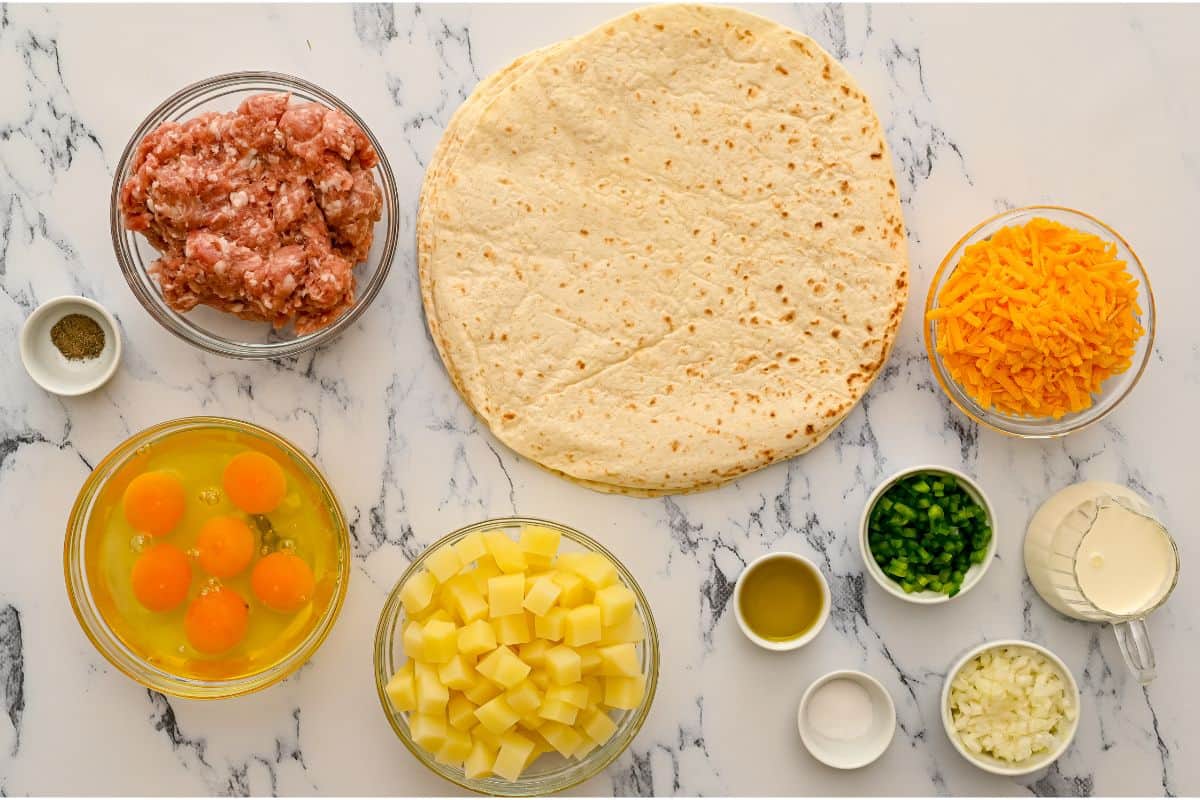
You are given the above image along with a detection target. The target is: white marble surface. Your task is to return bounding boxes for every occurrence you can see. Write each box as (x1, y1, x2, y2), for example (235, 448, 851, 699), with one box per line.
(1, 2, 1198, 796)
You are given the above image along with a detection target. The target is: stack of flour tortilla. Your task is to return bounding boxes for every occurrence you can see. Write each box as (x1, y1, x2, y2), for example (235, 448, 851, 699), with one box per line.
(419, 4, 908, 496)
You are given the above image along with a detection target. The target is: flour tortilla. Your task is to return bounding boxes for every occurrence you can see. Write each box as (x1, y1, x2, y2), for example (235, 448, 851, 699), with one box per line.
(420, 4, 908, 494)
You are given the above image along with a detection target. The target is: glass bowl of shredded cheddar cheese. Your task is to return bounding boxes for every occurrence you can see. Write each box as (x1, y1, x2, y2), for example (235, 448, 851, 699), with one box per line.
(925, 206, 1154, 438)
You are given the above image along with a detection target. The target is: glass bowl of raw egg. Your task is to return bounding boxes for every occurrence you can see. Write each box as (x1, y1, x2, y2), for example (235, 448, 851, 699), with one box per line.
(64, 416, 350, 699)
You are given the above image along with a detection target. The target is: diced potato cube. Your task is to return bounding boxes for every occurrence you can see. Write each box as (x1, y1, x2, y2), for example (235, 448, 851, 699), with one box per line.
(385, 660, 416, 712)
(443, 576, 489, 624)
(572, 737, 598, 760)
(463, 738, 496, 780)
(438, 654, 477, 690)
(554, 552, 585, 573)
(463, 677, 502, 706)
(537, 699, 579, 725)
(400, 623, 424, 662)
(435, 725, 473, 765)
(604, 675, 645, 710)
(476, 645, 532, 689)
(400, 570, 437, 615)
(580, 707, 618, 744)
(594, 584, 635, 627)
(454, 532, 488, 566)
(599, 612, 646, 644)
(471, 724, 501, 749)
(458, 591, 490, 624)
(422, 619, 459, 663)
(522, 577, 562, 617)
(505, 680, 543, 715)
(488, 573, 526, 618)
(458, 619, 498, 657)
(526, 731, 552, 762)
(545, 682, 588, 709)
(474, 695, 520, 735)
(493, 731, 535, 781)
(409, 712, 448, 752)
(564, 605, 602, 647)
(427, 608, 454, 623)
(582, 676, 604, 706)
(528, 669, 550, 690)
(447, 693, 478, 731)
(469, 558, 502, 594)
(416, 661, 449, 714)
(519, 712, 545, 731)
(523, 571, 548, 592)
(598, 643, 639, 677)
(534, 607, 567, 641)
(524, 552, 554, 571)
(544, 645, 582, 685)
(492, 613, 532, 646)
(519, 525, 562, 560)
(539, 720, 585, 757)
(426, 545, 463, 584)
(484, 531, 528, 573)
(576, 645, 602, 675)
(518, 639, 550, 668)
(550, 571, 588, 608)
(573, 553, 619, 590)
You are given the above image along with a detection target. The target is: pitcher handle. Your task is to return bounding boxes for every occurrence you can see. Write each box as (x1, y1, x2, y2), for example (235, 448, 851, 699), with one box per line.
(1112, 618, 1156, 684)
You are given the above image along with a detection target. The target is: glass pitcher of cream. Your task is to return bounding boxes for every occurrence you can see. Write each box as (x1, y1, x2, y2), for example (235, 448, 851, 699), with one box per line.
(1024, 481, 1179, 684)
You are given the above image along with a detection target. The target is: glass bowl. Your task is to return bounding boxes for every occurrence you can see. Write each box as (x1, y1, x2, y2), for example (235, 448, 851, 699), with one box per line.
(65, 416, 350, 699)
(925, 206, 1155, 438)
(109, 71, 400, 359)
(373, 518, 660, 796)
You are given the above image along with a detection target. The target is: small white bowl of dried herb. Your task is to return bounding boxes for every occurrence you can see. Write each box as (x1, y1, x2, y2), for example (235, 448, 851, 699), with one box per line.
(20, 296, 122, 396)
(859, 465, 997, 604)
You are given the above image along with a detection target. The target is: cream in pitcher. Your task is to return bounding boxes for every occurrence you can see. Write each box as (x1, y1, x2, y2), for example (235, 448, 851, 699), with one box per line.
(1024, 481, 1179, 683)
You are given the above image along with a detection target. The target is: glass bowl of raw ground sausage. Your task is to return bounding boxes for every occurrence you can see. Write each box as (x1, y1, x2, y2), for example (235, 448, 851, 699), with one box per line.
(110, 71, 399, 359)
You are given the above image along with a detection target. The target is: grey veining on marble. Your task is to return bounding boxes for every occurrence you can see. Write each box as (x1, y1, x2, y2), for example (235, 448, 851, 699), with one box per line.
(1, 3, 1198, 796)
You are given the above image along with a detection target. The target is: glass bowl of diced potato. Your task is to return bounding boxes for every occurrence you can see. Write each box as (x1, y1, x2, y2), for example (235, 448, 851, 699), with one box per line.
(373, 517, 660, 795)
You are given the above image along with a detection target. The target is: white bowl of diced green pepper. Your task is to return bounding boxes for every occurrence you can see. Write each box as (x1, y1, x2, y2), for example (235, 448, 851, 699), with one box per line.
(859, 466, 997, 604)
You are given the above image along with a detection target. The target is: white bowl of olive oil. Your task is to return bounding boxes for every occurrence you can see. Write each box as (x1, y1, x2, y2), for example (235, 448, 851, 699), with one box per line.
(733, 552, 830, 651)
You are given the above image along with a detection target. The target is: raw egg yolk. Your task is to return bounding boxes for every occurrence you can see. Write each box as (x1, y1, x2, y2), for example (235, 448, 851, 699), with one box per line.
(184, 587, 250, 654)
(251, 552, 316, 613)
(130, 542, 192, 612)
(123, 471, 186, 536)
(223, 451, 287, 514)
(196, 516, 256, 578)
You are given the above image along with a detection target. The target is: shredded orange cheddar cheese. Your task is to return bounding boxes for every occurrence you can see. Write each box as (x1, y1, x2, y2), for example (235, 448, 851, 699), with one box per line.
(928, 218, 1144, 419)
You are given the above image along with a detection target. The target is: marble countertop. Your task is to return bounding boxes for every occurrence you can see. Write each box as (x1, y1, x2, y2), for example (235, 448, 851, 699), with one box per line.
(2, 3, 1198, 796)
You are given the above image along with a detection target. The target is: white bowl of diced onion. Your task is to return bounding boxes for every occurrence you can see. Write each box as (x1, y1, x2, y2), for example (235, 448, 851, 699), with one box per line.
(941, 640, 1080, 776)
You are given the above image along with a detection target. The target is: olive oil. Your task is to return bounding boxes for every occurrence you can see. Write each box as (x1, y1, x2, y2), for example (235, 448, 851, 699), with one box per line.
(738, 556, 826, 641)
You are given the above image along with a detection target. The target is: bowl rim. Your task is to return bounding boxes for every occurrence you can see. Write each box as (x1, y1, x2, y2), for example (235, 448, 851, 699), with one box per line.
(372, 516, 660, 796)
(940, 638, 1081, 776)
(19, 295, 123, 396)
(923, 204, 1156, 438)
(63, 415, 351, 699)
(859, 465, 998, 605)
(109, 70, 400, 360)
(797, 669, 897, 769)
(732, 551, 831, 651)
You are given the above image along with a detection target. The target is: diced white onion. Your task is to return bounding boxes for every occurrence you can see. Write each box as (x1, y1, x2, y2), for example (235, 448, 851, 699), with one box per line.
(948, 645, 1076, 764)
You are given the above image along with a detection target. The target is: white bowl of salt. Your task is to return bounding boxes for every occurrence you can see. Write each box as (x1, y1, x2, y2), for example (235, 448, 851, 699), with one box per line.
(798, 670, 896, 769)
